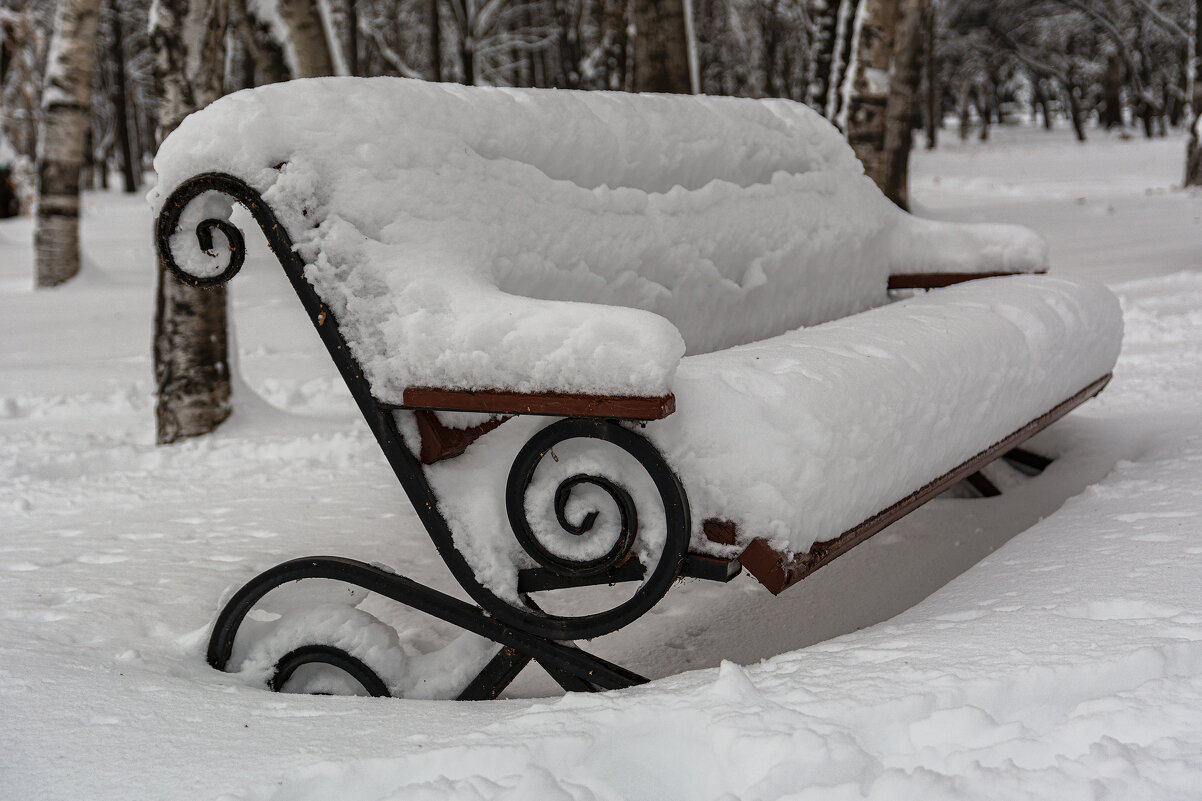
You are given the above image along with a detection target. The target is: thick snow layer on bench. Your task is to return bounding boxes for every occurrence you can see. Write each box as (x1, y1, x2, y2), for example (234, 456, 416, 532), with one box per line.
(422, 275, 1121, 596)
(152, 78, 1046, 400)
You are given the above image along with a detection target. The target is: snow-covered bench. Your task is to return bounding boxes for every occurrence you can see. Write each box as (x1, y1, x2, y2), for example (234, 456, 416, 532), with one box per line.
(153, 78, 1123, 699)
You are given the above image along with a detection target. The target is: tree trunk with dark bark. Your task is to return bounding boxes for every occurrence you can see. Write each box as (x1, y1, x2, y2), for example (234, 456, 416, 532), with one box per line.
(598, 0, 628, 90)
(346, 0, 359, 76)
(106, 0, 137, 193)
(34, 0, 101, 288)
(631, 0, 691, 93)
(923, 0, 936, 149)
(150, 0, 232, 444)
(1101, 53, 1123, 129)
(429, 0, 442, 81)
(1033, 79, 1053, 130)
(976, 83, 990, 141)
(460, 39, 474, 85)
(879, 0, 926, 209)
(1063, 76, 1087, 142)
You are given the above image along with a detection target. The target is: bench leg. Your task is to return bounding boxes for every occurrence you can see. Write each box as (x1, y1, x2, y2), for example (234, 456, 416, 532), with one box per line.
(1002, 446, 1053, 474)
(209, 556, 648, 699)
(965, 446, 1054, 498)
(271, 643, 392, 697)
(964, 471, 1002, 497)
(457, 647, 533, 700)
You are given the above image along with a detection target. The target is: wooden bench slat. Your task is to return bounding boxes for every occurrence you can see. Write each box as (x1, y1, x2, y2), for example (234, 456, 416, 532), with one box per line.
(888, 269, 1048, 290)
(395, 387, 676, 420)
(737, 373, 1112, 594)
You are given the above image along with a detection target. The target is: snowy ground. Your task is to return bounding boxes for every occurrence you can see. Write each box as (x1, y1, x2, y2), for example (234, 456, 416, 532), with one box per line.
(2, 124, 1201, 799)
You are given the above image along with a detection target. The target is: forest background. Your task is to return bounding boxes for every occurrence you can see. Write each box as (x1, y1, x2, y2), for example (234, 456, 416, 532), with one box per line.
(2, 0, 1200, 440)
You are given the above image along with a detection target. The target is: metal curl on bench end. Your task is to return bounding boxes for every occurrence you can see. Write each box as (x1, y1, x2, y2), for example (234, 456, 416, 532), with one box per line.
(155, 172, 290, 289)
(500, 418, 691, 640)
(511, 470, 638, 577)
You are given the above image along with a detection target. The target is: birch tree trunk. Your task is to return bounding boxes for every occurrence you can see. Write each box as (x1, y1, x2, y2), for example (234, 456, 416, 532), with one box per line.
(33, 0, 101, 288)
(230, 0, 290, 86)
(631, 0, 691, 93)
(276, 0, 335, 78)
(878, 0, 926, 209)
(150, 0, 232, 444)
(1185, 0, 1202, 185)
(807, 0, 843, 114)
(838, 0, 900, 185)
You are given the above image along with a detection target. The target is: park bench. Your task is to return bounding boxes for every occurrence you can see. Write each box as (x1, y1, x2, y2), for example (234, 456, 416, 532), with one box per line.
(153, 78, 1123, 699)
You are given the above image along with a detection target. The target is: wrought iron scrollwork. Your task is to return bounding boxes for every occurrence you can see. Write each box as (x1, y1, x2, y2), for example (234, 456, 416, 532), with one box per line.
(162, 173, 696, 696)
(499, 418, 692, 640)
(509, 466, 638, 577)
(270, 644, 391, 697)
(155, 173, 283, 289)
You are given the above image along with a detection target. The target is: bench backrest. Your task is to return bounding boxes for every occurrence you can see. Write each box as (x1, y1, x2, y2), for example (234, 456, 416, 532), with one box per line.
(154, 79, 1046, 401)
(153, 78, 906, 354)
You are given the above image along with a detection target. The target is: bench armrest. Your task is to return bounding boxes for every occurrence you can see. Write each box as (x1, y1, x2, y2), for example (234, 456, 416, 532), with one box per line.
(394, 387, 676, 420)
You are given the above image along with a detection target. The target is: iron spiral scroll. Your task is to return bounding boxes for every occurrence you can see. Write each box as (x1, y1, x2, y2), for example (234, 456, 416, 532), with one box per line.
(155, 172, 278, 289)
(503, 418, 692, 640)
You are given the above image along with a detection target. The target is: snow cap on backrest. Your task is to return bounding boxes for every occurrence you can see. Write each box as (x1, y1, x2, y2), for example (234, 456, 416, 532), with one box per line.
(151, 78, 1046, 402)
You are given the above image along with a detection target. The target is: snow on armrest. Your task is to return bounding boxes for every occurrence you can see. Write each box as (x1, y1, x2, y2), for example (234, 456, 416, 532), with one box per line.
(887, 217, 1050, 288)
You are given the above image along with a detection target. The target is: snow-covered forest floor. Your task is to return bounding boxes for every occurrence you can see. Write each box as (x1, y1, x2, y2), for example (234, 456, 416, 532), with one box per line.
(3, 125, 1201, 799)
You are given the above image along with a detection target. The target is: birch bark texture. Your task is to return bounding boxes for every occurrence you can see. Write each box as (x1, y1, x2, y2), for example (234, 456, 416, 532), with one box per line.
(33, 0, 101, 288)
(230, 0, 290, 87)
(1186, 0, 1202, 186)
(276, 0, 335, 78)
(838, 0, 900, 188)
(631, 0, 692, 93)
(150, 0, 232, 444)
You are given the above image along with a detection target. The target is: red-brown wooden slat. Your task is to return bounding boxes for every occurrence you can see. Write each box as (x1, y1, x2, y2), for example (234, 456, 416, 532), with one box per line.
(737, 373, 1112, 594)
(397, 387, 676, 420)
(887, 269, 1047, 290)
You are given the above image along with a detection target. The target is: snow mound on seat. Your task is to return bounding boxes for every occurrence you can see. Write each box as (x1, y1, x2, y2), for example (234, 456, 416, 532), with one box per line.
(151, 77, 1046, 400)
(661, 274, 1122, 555)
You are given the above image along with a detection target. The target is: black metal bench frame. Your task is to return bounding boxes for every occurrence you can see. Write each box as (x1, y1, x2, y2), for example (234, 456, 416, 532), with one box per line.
(157, 172, 1109, 699)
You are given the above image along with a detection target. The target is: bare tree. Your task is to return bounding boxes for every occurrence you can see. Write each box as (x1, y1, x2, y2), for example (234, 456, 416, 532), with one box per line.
(105, 0, 137, 192)
(276, 0, 335, 76)
(631, 0, 691, 91)
(442, 0, 552, 86)
(150, 0, 232, 444)
(923, 0, 937, 148)
(879, 0, 927, 207)
(1, 5, 51, 214)
(33, 0, 100, 288)
(1187, 0, 1202, 184)
(229, 0, 290, 86)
